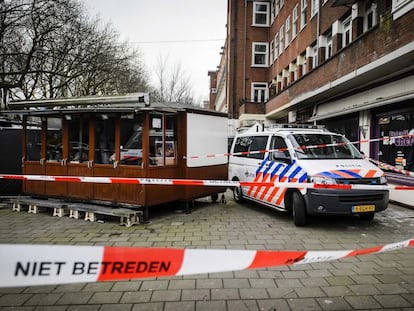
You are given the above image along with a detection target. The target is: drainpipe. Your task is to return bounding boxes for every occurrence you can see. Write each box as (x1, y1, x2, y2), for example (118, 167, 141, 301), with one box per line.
(312, 0, 321, 125)
(243, 0, 247, 101)
(316, 0, 321, 65)
(231, 0, 238, 119)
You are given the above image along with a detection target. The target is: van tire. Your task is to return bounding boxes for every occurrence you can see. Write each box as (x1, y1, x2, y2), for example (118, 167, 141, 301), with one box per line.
(292, 192, 306, 226)
(232, 181, 244, 203)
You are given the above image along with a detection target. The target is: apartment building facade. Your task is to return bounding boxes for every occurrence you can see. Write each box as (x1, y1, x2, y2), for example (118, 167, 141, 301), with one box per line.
(210, 0, 414, 171)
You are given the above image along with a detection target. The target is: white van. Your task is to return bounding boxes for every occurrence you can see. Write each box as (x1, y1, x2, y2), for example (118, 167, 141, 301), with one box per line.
(228, 124, 389, 226)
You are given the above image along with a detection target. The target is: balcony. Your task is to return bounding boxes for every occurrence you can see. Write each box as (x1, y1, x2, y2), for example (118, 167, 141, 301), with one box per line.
(239, 100, 266, 116)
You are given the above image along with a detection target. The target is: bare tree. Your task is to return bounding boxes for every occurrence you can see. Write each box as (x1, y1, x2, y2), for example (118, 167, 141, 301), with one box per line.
(152, 54, 195, 105)
(1, 0, 79, 97)
(0, 0, 149, 106)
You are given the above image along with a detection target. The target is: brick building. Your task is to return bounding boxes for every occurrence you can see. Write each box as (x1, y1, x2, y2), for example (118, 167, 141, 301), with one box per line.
(210, 0, 414, 172)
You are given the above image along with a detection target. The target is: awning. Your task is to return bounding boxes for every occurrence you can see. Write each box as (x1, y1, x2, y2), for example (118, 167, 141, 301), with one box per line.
(309, 92, 414, 122)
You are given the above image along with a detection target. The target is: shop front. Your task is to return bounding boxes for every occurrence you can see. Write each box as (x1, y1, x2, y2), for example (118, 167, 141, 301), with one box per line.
(373, 104, 414, 172)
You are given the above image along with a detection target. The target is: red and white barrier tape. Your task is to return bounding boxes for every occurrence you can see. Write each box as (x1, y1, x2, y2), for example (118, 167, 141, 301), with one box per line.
(1, 173, 414, 190)
(185, 134, 414, 160)
(0, 238, 413, 287)
(369, 158, 414, 178)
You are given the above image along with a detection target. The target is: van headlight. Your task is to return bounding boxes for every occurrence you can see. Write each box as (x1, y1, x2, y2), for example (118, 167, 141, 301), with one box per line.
(308, 175, 337, 185)
(380, 176, 387, 184)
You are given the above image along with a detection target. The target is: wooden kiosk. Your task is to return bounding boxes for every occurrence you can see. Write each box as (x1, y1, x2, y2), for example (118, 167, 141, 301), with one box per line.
(6, 94, 229, 220)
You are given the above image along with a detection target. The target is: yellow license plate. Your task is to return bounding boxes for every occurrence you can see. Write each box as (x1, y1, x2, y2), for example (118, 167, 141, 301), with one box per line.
(352, 205, 375, 213)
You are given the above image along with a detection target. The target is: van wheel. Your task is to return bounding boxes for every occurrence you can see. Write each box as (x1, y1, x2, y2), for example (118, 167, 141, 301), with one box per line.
(233, 184, 243, 203)
(292, 192, 306, 227)
(360, 213, 375, 221)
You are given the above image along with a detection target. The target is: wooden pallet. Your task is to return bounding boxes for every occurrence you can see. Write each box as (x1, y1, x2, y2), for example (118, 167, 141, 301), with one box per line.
(66, 202, 141, 228)
(10, 197, 141, 228)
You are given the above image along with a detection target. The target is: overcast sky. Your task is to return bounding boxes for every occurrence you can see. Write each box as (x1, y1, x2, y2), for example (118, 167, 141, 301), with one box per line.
(83, 0, 227, 102)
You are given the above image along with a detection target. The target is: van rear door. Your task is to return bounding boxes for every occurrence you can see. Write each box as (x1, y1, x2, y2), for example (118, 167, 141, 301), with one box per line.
(230, 135, 270, 200)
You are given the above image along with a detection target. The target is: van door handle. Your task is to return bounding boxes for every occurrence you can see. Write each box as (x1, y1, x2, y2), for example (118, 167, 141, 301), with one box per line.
(259, 162, 271, 167)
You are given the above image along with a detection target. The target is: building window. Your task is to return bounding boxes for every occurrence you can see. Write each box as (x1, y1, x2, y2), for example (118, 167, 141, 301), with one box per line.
(270, 40, 274, 64)
(343, 16, 352, 47)
(271, 0, 276, 23)
(326, 32, 332, 59)
(364, 2, 377, 31)
(274, 33, 279, 59)
(279, 26, 284, 54)
(280, 0, 285, 8)
(285, 16, 291, 47)
(252, 42, 268, 67)
(302, 55, 307, 75)
(275, 0, 280, 16)
(311, 0, 319, 17)
(290, 61, 298, 82)
(311, 44, 318, 69)
(252, 83, 268, 103)
(392, 0, 414, 20)
(292, 5, 298, 38)
(253, 2, 270, 26)
(301, 0, 308, 30)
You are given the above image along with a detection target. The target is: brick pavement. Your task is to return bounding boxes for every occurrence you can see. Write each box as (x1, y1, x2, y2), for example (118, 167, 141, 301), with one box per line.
(0, 190, 413, 310)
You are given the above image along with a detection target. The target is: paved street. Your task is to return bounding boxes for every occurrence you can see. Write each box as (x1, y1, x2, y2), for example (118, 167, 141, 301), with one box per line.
(0, 190, 414, 311)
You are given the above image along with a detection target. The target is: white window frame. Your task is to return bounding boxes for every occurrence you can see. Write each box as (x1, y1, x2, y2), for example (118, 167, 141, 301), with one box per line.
(275, 0, 280, 16)
(251, 83, 268, 103)
(292, 5, 298, 39)
(392, 0, 414, 20)
(311, 0, 319, 18)
(326, 33, 332, 59)
(274, 33, 279, 60)
(279, 25, 284, 54)
(280, 0, 285, 9)
(270, 40, 274, 64)
(252, 42, 269, 67)
(301, 0, 308, 30)
(271, 0, 276, 23)
(342, 16, 352, 47)
(364, 2, 377, 31)
(253, 2, 270, 26)
(285, 16, 291, 47)
(312, 45, 318, 69)
(302, 56, 307, 76)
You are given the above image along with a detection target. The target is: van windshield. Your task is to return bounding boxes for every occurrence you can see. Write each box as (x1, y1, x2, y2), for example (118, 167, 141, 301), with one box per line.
(288, 133, 363, 159)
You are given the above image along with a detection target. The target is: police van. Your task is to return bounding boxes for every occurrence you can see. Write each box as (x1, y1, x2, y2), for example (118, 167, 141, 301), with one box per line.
(228, 124, 389, 226)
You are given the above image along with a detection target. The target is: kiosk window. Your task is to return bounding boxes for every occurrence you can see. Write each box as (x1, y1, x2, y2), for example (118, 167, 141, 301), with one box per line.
(26, 117, 42, 161)
(46, 117, 63, 162)
(95, 116, 115, 164)
(149, 114, 177, 166)
(120, 113, 144, 165)
(68, 116, 89, 163)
